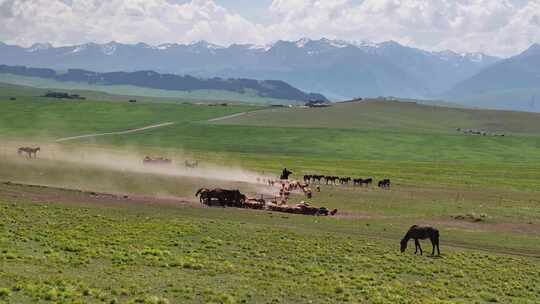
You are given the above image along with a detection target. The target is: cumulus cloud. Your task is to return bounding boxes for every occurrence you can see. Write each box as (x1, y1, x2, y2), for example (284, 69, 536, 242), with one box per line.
(0, 0, 265, 47)
(264, 0, 540, 56)
(0, 0, 539, 56)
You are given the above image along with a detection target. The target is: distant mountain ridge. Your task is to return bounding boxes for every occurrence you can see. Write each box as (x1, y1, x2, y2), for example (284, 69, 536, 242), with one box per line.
(0, 39, 500, 99)
(443, 44, 540, 112)
(0, 65, 327, 102)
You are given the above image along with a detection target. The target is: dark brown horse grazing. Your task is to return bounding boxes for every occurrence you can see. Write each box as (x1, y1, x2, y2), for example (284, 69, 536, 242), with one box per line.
(400, 225, 440, 256)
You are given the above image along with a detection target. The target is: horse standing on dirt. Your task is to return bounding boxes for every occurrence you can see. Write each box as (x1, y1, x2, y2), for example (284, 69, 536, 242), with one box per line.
(17, 147, 40, 158)
(196, 188, 246, 207)
(400, 225, 440, 256)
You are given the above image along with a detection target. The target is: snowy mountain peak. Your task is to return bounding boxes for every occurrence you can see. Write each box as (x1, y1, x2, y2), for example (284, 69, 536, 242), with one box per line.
(27, 43, 53, 52)
(101, 41, 118, 55)
(295, 38, 311, 48)
(189, 41, 224, 50)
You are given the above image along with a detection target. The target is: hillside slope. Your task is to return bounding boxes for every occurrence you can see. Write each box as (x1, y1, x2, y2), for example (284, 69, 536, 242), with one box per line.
(444, 44, 540, 111)
(0, 64, 327, 103)
(213, 99, 540, 135)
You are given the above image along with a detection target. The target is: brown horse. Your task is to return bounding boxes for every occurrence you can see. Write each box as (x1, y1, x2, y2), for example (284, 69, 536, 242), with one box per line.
(400, 225, 440, 256)
(18, 147, 40, 158)
(196, 188, 246, 207)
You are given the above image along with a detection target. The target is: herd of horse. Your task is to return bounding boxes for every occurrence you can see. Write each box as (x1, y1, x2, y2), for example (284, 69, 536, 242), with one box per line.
(195, 187, 337, 217)
(14, 147, 438, 255)
(303, 174, 391, 189)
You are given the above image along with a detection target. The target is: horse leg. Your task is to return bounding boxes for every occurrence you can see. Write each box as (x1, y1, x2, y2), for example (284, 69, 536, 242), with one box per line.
(414, 239, 419, 254)
(415, 239, 422, 255)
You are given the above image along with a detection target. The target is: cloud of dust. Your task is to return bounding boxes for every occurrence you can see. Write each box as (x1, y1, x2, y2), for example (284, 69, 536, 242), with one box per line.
(1, 140, 282, 197)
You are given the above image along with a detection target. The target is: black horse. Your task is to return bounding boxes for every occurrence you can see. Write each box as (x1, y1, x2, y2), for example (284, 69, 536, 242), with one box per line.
(400, 225, 440, 256)
(378, 179, 391, 189)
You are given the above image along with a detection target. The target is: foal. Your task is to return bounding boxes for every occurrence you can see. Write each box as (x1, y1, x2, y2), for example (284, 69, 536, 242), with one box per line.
(400, 225, 440, 256)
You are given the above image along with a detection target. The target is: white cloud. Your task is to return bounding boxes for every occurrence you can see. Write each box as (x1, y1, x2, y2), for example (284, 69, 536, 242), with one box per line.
(0, 0, 539, 56)
(0, 0, 265, 47)
(264, 0, 540, 56)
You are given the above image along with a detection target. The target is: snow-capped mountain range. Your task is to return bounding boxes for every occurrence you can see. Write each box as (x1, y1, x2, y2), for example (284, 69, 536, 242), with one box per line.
(0, 38, 505, 99)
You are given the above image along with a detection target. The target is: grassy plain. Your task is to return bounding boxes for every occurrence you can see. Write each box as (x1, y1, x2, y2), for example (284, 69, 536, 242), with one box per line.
(1, 89, 540, 303)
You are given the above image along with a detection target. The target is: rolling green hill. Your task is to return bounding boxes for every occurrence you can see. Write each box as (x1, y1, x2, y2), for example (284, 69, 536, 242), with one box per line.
(2, 93, 540, 190)
(214, 99, 540, 135)
(0, 74, 299, 105)
(2, 84, 540, 303)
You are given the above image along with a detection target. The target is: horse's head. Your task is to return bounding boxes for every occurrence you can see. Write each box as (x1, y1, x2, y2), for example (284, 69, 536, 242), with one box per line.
(400, 238, 408, 252)
(36, 147, 41, 151)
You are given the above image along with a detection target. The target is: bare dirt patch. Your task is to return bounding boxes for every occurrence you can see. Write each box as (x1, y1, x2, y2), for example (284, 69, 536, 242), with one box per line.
(0, 181, 199, 209)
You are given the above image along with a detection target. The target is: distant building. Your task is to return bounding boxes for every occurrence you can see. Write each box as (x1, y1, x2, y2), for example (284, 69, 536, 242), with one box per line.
(305, 99, 331, 108)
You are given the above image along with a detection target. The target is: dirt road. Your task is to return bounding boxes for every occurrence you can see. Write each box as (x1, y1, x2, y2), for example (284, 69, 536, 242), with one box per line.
(55, 122, 175, 142)
(207, 112, 247, 122)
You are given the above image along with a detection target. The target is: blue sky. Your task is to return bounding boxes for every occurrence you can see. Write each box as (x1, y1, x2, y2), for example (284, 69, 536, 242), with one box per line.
(1, 0, 539, 56)
(213, 0, 272, 20)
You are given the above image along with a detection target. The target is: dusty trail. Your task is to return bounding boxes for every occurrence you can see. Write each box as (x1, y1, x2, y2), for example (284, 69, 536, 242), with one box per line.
(207, 112, 247, 122)
(55, 122, 175, 142)
(2, 181, 539, 260)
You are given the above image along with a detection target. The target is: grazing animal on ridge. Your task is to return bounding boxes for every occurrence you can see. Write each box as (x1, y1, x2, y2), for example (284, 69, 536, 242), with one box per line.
(400, 225, 440, 256)
(18, 147, 40, 158)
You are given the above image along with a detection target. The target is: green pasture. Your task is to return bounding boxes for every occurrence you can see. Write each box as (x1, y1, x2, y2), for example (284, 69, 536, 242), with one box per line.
(0, 197, 539, 304)
(1, 88, 540, 303)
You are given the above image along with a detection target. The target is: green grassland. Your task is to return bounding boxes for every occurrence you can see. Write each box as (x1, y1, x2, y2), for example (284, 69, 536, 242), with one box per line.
(0, 98, 256, 139)
(215, 100, 540, 134)
(3, 98, 535, 190)
(1, 196, 539, 304)
(1, 87, 540, 303)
